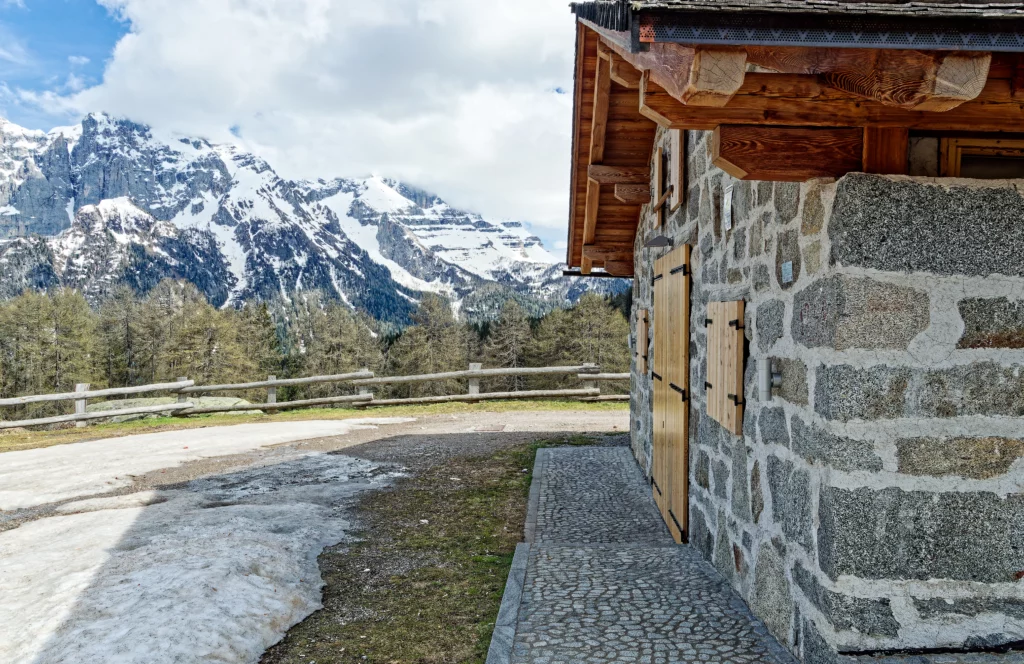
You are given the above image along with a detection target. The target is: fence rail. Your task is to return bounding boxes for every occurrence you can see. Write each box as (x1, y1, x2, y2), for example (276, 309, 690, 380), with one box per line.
(178, 371, 374, 394)
(0, 363, 629, 431)
(0, 380, 195, 407)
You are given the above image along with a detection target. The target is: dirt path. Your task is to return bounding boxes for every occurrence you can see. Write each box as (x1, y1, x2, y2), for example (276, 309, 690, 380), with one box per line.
(0, 410, 628, 664)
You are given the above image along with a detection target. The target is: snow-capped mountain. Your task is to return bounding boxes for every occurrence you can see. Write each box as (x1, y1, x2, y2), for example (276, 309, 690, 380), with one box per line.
(0, 114, 624, 324)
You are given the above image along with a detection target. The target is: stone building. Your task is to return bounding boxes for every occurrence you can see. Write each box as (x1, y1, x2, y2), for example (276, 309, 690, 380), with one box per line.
(563, 1, 1024, 661)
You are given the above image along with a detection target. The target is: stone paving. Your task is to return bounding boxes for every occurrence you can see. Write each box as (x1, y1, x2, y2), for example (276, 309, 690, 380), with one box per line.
(504, 446, 799, 664)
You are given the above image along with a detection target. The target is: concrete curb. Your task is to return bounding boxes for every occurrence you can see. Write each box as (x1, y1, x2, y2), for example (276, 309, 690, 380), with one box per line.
(485, 448, 546, 664)
(524, 448, 546, 544)
(485, 542, 530, 664)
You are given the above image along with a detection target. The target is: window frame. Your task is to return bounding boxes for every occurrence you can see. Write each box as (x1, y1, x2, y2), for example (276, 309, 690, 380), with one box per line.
(940, 137, 1024, 177)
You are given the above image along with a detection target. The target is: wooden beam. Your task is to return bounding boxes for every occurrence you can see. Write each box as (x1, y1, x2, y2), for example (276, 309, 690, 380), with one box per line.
(640, 73, 1024, 133)
(613, 183, 650, 204)
(581, 177, 600, 274)
(609, 52, 642, 89)
(590, 55, 612, 164)
(683, 48, 748, 107)
(597, 35, 746, 107)
(747, 46, 991, 111)
(604, 260, 634, 277)
(582, 244, 634, 263)
(915, 52, 992, 111)
(588, 164, 649, 184)
(863, 127, 909, 175)
(1012, 55, 1024, 100)
(712, 125, 863, 182)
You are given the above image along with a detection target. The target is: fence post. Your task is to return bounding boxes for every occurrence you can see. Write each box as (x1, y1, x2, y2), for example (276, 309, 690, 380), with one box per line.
(582, 363, 597, 393)
(468, 363, 482, 398)
(74, 383, 90, 428)
(358, 367, 371, 400)
(266, 375, 278, 414)
(177, 378, 188, 404)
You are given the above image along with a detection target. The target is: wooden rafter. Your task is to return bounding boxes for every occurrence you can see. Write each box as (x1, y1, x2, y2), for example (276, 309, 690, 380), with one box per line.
(747, 46, 991, 111)
(609, 52, 643, 89)
(591, 28, 747, 107)
(712, 125, 864, 181)
(614, 183, 650, 204)
(582, 178, 600, 274)
(640, 73, 1024, 133)
(583, 244, 634, 263)
(588, 164, 649, 184)
(582, 53, 612, 275)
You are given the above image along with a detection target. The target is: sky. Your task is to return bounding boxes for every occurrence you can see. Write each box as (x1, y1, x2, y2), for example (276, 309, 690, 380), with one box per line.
(0, 0, 578, 252)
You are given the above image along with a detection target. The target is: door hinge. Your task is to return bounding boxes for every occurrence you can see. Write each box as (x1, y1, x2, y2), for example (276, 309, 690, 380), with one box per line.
(652, 372, 663, 381)
(669, 383, 689, 402)
(668, 509, 685, 536)
(729, 319, 745, 330)
(728, 393, 746, 406)
(704, 318, 713, 327)
(704, 381, 713, 390)
(651, 477, 663, 496)
(669, 264, 689, 276)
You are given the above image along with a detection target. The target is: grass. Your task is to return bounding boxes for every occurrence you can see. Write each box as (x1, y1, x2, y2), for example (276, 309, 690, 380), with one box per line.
(0, 400, 627, 454)
(260, 434, 599, 664)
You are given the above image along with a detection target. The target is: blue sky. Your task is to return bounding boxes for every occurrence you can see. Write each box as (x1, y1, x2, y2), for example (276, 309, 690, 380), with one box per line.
(0, 0, 576, 252)
(0, 0, 126, 129)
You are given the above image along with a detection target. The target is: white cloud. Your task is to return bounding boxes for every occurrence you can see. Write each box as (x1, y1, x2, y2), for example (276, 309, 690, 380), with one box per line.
(68, 55, 91, 67)
(52, 0, 578, 233)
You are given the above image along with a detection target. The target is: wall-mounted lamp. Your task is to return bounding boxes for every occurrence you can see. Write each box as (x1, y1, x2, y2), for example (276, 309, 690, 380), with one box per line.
(644, 235, 674, 249)
(757, 359, 783, 402)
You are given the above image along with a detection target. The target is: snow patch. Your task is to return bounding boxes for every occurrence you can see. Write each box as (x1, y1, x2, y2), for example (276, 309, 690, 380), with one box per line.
(0, 452, 398, 664)
(0, 419, 415, 511)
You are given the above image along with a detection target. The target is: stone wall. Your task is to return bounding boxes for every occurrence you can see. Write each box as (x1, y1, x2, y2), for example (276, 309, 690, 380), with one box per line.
(629, 128, 1024, 661)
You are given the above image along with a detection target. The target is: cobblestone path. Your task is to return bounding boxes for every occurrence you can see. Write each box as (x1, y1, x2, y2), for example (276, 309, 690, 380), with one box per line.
(501, 446, 798, 664)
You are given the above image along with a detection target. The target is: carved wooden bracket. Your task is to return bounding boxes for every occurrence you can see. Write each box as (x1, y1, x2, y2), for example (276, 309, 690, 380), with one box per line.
(746, 46, 991, 111)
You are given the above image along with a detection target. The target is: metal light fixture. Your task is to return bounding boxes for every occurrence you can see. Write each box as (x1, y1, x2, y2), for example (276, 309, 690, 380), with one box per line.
(644, 235, 673, 249)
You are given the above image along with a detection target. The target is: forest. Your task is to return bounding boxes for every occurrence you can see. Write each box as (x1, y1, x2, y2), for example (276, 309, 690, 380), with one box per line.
(0, 280, 631, 420)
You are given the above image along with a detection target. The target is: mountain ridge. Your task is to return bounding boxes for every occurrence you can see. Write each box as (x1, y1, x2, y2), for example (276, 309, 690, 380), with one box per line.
(0, 113, 625, 324)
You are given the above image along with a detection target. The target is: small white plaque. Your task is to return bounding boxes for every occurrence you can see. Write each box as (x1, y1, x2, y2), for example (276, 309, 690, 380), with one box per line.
(723, 184, 733, 231)
(782, 261, 794, 284)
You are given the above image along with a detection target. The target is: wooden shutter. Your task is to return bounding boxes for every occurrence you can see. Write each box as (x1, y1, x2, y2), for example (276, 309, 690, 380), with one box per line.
(652, 244, 691, 544)
(636, 309, 649, 375)
(705, 300, 745, 435)
(670, 130, 685, 211)
(653, 146, 665, 227)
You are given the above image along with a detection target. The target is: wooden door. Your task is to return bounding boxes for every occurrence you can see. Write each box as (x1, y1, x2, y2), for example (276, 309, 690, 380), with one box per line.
(652, 245, 691, 544)
(652, 254, 669, 519)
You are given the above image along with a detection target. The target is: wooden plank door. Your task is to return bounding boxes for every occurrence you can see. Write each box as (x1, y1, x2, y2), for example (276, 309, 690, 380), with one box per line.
(652, 245, 691, 544)
(665, 245, 690, 543)
(651, 254, 669, 517)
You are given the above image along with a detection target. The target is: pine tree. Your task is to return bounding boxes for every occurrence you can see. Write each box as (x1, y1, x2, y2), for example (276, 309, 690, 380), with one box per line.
(526, 294, 629, 390)
(0, 291, 52, 412)
(233, 301, 284, 378)
(48, 289, 96, 394)
(385, 294, 467, 397)
(300, 299, 383, 398)
(96, 286, 144, 388)
(483, 300, 531, 391)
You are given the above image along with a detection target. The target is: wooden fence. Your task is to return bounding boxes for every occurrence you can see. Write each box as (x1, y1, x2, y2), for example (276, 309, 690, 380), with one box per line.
(0, 364, 630, 431)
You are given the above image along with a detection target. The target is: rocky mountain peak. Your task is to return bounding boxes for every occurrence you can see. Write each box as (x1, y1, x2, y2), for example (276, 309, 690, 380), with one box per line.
(0, 114, 627, 324)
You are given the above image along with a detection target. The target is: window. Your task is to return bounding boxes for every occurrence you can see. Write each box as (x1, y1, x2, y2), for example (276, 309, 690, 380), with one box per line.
(940, 138, 1024, 178)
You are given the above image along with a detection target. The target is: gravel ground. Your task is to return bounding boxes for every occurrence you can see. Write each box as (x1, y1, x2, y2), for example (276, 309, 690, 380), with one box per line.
(1, 411, 627, 535)
(1, 409, 628, 664)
